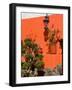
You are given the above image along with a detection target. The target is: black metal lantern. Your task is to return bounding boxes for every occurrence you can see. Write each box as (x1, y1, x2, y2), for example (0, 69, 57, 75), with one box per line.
(43, 14, 49, 41)
(43, 14, 49, 27)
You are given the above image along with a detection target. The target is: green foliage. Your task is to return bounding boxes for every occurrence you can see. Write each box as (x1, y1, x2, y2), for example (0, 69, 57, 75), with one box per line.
(21, 38, 44, 77)
(35, 61, 44, 70)
(21, 69, 33, 77)
(32, 43, 39, 51)
(35, 54, 43, 60)
(25, 54, 33, 61)
(21, 62, 30, 69)
(24, 38, 32, 48)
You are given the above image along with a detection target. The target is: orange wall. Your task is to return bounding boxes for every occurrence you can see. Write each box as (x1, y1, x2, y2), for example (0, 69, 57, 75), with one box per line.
(21, 14, 63, 69)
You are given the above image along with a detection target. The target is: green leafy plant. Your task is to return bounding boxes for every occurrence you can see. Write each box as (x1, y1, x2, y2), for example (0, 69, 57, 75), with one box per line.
(32, 43, 39, 51)
(25, 54, 33, 61)
(21, 62, 30, 70)
(35, 61, 44, 70)
(21, 38, 44, 77)
(24, 38, 32, 48)
(35, 54, 43, 60)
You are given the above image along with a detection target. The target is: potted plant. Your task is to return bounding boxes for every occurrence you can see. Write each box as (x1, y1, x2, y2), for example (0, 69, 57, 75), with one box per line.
(21, 38, 44, 77)
(35, 61, 45, 76)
